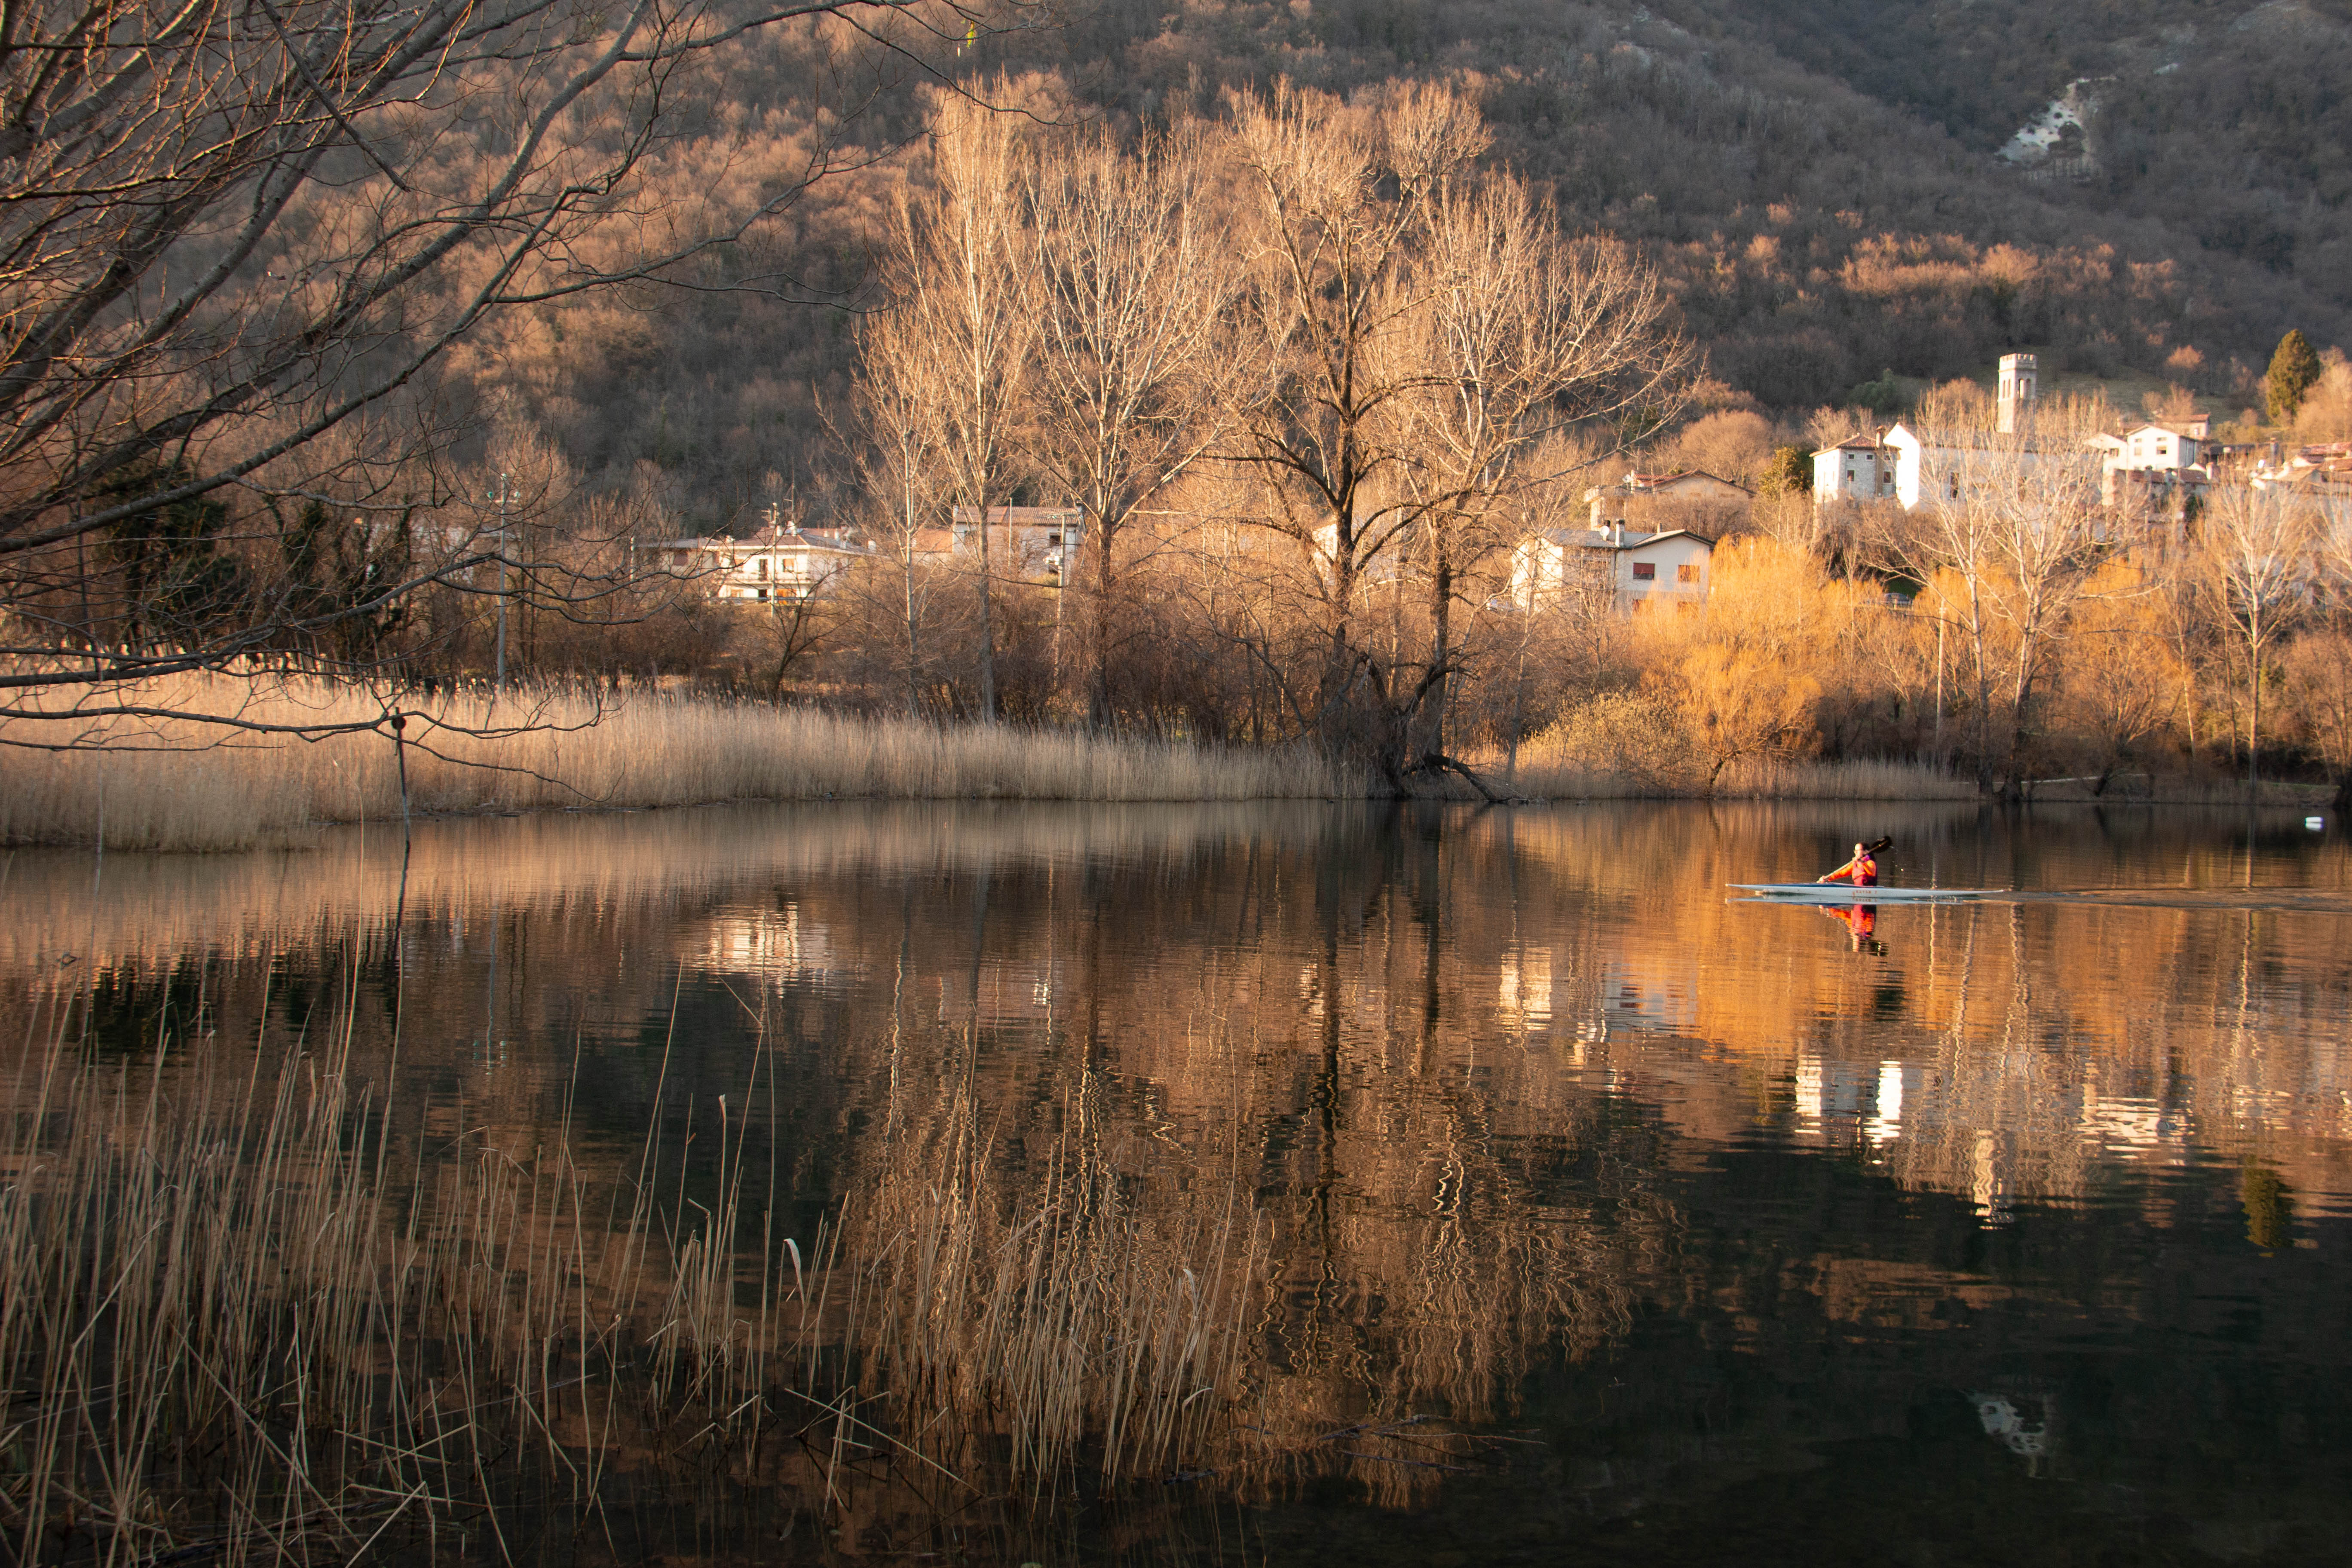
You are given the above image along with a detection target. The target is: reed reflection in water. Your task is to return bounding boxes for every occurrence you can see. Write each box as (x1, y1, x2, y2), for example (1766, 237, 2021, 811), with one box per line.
(4, 799, 2351, 1563)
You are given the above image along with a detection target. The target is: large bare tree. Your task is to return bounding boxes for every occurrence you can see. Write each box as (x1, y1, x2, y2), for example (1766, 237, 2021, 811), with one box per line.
(1025, 118, 1232, 727)
(1217, 79, 1487, 756)
(1393, 171, 1685, 773)
(0, 0, 1012, 740)
(1216, 80, 1685, 789)
(877, 80, 1038, 721)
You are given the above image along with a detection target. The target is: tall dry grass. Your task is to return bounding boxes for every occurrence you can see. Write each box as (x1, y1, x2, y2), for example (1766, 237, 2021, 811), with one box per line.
(0, 975, 814, 1565)
(0, 672, 1356, 850)
(836, 1103, 1262, 1494)
(1712, 755, 1985, 800)
(0, 971, 1283, 1560)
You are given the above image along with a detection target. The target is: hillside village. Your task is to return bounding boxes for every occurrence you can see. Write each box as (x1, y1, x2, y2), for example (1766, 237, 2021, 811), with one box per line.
(660, 352, 2351, 627)
(1815, 354, 2352, 530)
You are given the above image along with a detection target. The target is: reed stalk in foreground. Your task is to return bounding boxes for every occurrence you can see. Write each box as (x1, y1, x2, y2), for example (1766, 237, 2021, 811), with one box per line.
(0, 970, 1282, 1562)
(0, 672, 1357, 850)
(835, 1099, 1264, 1496)
(0, 972, 818, 1565)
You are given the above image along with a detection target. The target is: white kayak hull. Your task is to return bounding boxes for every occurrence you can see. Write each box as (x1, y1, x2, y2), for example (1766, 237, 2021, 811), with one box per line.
(1730, 883, 1992, 901)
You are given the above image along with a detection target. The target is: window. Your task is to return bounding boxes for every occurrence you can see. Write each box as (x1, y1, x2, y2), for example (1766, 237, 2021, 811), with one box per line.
(1632, 561, 1656, 580)
(1678, 563, 1700, 583)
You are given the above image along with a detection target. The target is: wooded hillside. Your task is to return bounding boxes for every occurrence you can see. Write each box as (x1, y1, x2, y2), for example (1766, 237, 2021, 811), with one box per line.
(441, 0, 2347, 533)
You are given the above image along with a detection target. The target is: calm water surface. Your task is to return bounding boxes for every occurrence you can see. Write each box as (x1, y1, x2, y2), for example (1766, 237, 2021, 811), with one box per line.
(5, 800, 2351, 1565)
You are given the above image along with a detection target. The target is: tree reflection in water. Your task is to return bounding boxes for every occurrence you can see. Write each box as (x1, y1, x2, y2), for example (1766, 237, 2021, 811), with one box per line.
(3, 799, 2350, 1562)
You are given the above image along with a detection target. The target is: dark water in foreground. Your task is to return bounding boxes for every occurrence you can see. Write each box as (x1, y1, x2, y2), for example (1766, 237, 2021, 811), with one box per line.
(6, 799, 2352, 1565)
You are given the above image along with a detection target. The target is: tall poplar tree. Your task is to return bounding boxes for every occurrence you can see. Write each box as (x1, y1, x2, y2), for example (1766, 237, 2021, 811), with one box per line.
(2267, 330, 2324, 424)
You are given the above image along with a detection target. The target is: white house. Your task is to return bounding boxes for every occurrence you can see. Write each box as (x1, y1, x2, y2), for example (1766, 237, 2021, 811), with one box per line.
(1880, 421, 2067, 511)
(2118, 417, 2208, 467)
(649, 521, 872, 600)
(1816, 355, 2048, 512)
(941, 505, 1087, 580)
(2095, 419, 2213, 513)
(1510, 525, 1713, 612)
(1813, 435, 1897, 502)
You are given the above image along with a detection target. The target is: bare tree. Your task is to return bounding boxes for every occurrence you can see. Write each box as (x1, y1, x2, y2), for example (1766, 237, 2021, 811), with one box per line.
(1025, 119, 1233, 727)
(1394, 172, 1686, 775)
(1872, 396, 2109, 789)
(1216, 79, 1487, 761)
(466, 417, 576, 694)
(1213, 81, 1687, 790)
(882, 81, 1040, 722)
(2204, 484, 2315, 796)
(843, 304, 951, 715)
(0, 0, 1016, 742)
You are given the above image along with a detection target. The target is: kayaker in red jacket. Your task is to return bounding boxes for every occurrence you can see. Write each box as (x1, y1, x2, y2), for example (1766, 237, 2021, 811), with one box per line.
(1817, 841, 1880, 887)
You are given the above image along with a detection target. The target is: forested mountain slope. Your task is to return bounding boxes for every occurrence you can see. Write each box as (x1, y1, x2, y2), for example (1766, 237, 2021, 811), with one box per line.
(487, 0, 2352, 529)
(1694, 0, 2352, 289)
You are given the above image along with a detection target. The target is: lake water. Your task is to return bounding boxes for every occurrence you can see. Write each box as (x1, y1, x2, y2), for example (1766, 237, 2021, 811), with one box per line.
(5, 799, 2350, 1565)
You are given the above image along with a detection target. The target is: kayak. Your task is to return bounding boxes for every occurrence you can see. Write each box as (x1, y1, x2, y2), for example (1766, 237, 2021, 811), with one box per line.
(1734, 885, 2352, 913)
(1729, 883, 1993, 902)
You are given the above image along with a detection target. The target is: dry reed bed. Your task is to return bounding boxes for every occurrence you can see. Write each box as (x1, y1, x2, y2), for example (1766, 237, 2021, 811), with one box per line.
(836, 1106, 1262, 1493)
(0, 673, 1354, 851)
(7, 673, 2327, 853)
(0, 997, 806, 1565)
(0, 987, 1273, 1562)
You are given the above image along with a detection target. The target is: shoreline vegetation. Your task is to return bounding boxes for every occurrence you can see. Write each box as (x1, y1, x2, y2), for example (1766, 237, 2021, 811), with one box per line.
(0, 998, 1269, 1564)
(2, 972, 1505, 1564)
(11, 78, 2351, 847)
(0, 674, 1353, 852)
(0, 673, 2325, 854)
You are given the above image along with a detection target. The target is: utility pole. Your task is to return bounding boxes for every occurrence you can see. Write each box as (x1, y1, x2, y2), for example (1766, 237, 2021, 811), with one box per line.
(489, 472, 516, 700)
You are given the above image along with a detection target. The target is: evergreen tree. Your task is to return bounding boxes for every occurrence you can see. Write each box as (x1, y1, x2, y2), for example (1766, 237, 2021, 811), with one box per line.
(279, 499, 413, 667)
(95, 464, 245, 652)
(1759, 445, 1814, 498)
(2266, 329, 2323, 424)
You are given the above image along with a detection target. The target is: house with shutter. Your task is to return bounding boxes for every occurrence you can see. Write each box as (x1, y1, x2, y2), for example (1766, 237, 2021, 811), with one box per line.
(1813, 434, 1897, 502)
(1510, 524, 1713, 612)
(649, 519, 872, 600)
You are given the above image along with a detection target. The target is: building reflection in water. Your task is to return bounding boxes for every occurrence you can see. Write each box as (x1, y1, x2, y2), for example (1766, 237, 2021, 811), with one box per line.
(4, 798, 2351, 1546)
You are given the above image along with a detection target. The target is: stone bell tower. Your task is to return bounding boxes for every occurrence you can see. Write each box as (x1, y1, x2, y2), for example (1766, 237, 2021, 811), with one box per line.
(1998, 352, 2039, 434)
